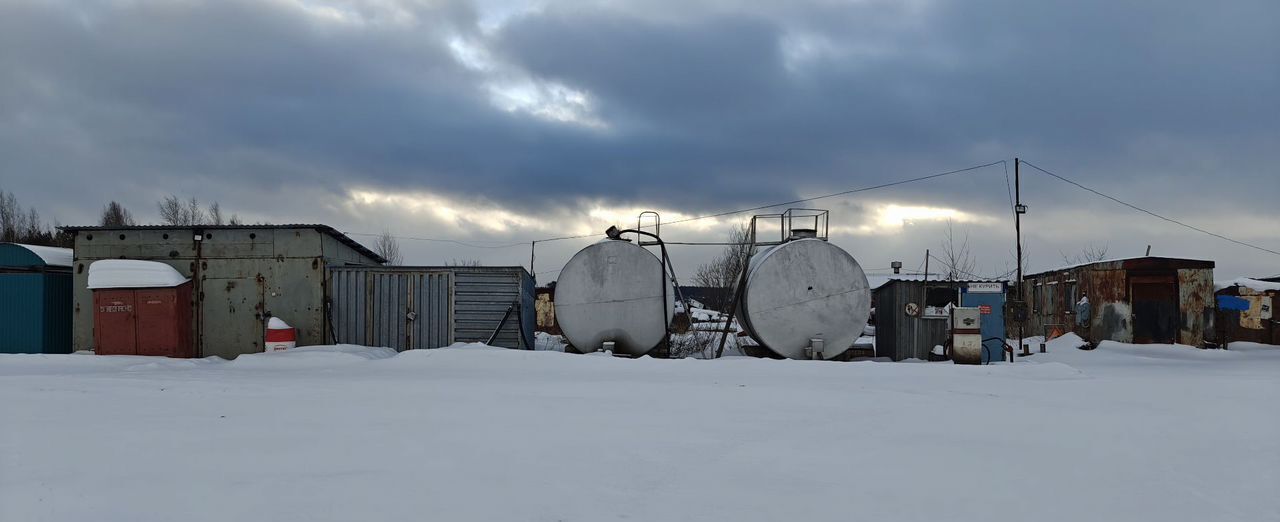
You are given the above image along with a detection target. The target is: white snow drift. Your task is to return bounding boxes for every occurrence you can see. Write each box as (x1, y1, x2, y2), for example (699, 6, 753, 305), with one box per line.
(1, 341, 1277, 522)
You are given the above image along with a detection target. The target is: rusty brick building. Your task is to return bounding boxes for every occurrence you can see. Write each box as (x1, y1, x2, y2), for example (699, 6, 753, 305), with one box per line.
(1015, 257, 1215, 346)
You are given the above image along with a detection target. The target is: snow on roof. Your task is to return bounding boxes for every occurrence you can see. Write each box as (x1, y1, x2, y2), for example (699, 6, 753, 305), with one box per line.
(866, 273, 1006, 290)
(1215, 277, 1280, 293)
(87, 260, 189, 289)
(2, 243, 73, 267)
(1028, 255, 1214, 277)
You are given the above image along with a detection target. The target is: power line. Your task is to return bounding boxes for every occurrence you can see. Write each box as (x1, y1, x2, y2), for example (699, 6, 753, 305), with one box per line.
(657, 160, 1007, 228)
(356, 160, 1007, 249)
(927, 252, 1015, 281)
(1001, 159, 1016, 218)
(1021, 160, 1280, 258)
(343, 232, 529, 249)
(529, 160, 1006, 244)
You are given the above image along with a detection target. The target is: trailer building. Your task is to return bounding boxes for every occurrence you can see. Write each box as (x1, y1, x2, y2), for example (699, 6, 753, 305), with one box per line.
(1016, 257, 1215, 347)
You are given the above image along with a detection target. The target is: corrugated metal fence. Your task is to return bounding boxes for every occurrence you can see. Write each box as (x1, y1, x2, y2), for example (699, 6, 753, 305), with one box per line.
(328, 266, 534, 351)
(328, 268, 453, 351)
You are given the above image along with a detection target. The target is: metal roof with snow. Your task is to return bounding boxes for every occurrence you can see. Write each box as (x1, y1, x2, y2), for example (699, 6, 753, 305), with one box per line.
(0, 243, 73, 268)
(57, 224, 386, 264)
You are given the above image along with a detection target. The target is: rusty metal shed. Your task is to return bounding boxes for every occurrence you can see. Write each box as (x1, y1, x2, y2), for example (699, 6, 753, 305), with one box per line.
(1014, 256, 1214, 347)
(328, 265, 534, 351)
(61, 225, 385, 359)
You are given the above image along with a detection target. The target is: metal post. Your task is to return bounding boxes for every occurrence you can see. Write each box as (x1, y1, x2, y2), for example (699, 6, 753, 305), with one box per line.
(1015, 157, 1025, 359)
(914, 249, 928, 360)
(529, 241, 536, 281)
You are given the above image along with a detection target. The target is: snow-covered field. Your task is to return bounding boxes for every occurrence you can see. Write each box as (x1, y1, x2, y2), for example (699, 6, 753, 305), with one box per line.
(2, 339, 1278, 522)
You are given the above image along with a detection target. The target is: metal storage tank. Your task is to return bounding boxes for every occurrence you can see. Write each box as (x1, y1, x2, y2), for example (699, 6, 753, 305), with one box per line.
(0, 243, 73, 354)
(328, 265, 535, 350)
(554, 239, 673, 356)
(736, 236, 870, 360)
(89, 260, 194, 357)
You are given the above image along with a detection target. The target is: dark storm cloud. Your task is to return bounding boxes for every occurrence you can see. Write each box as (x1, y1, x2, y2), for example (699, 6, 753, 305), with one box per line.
(493, 0, 1279, 194)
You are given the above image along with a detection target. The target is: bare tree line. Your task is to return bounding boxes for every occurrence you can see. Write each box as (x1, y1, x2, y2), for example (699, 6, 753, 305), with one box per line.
(691, 224, 752, 311)
(155, 195, 241, 226)
(0, 189, 69, 246)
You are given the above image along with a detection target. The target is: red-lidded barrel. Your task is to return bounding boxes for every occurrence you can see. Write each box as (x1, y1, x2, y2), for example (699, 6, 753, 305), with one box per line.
(265, 317, 296, 352)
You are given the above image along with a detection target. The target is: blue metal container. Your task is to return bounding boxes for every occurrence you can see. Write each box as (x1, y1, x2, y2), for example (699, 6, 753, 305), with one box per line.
(0, 243, 73, 354)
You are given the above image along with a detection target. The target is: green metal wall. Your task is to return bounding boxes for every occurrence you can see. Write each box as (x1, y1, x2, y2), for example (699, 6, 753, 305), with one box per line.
(0, 243, 72, 354)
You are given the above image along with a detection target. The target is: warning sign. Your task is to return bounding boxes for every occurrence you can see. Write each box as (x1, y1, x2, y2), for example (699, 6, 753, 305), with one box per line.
(978, 304, 992, 315)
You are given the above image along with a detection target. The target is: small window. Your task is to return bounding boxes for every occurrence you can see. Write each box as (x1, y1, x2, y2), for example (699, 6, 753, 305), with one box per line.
(118, 234, 126, 240)
(85, 234, 93, 240)
(923, 286, 958, 318)
(163, 233, 169, 239)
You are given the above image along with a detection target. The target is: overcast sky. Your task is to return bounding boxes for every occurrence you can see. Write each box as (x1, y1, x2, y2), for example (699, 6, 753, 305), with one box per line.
(1, 0, 1277, 280)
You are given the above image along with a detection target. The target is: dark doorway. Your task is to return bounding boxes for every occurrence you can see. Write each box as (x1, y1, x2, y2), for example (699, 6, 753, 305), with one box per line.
(1131, 274, 1178, 344)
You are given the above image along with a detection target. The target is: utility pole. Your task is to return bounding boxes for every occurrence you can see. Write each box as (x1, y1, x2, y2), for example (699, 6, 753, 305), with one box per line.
(915, 249, 929, 358)
(1014, 157, 1027, 359)
(529, 241, 536, 282)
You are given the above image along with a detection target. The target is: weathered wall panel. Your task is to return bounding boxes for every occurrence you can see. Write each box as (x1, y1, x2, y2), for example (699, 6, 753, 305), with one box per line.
(1216, 284, 1279, 345)
(1177, 268, 1213, 347)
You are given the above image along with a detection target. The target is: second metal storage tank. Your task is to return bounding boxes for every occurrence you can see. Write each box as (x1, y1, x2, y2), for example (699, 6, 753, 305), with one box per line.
(736, 235, 870, 360)
(554, 239, 673, 356)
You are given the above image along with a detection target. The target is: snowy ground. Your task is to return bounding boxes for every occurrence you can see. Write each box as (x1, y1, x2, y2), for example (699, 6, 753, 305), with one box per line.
(2, 340, 1278, 522)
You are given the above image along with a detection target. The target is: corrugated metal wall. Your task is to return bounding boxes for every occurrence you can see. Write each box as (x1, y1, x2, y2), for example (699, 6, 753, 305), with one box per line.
(327, 266, 534, 350)
(0, 246, 72, 354)
(41, 271, 73, 353)
(328, 268, 453, 351)
(454, 268, 529, 348)
(0, 273, 48, 353)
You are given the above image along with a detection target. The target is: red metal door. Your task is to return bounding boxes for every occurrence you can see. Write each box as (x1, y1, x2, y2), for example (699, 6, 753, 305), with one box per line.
(136, 288, 180, 357)
(1131, 275, 1178, 344)
(93, 290, 137, 355)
